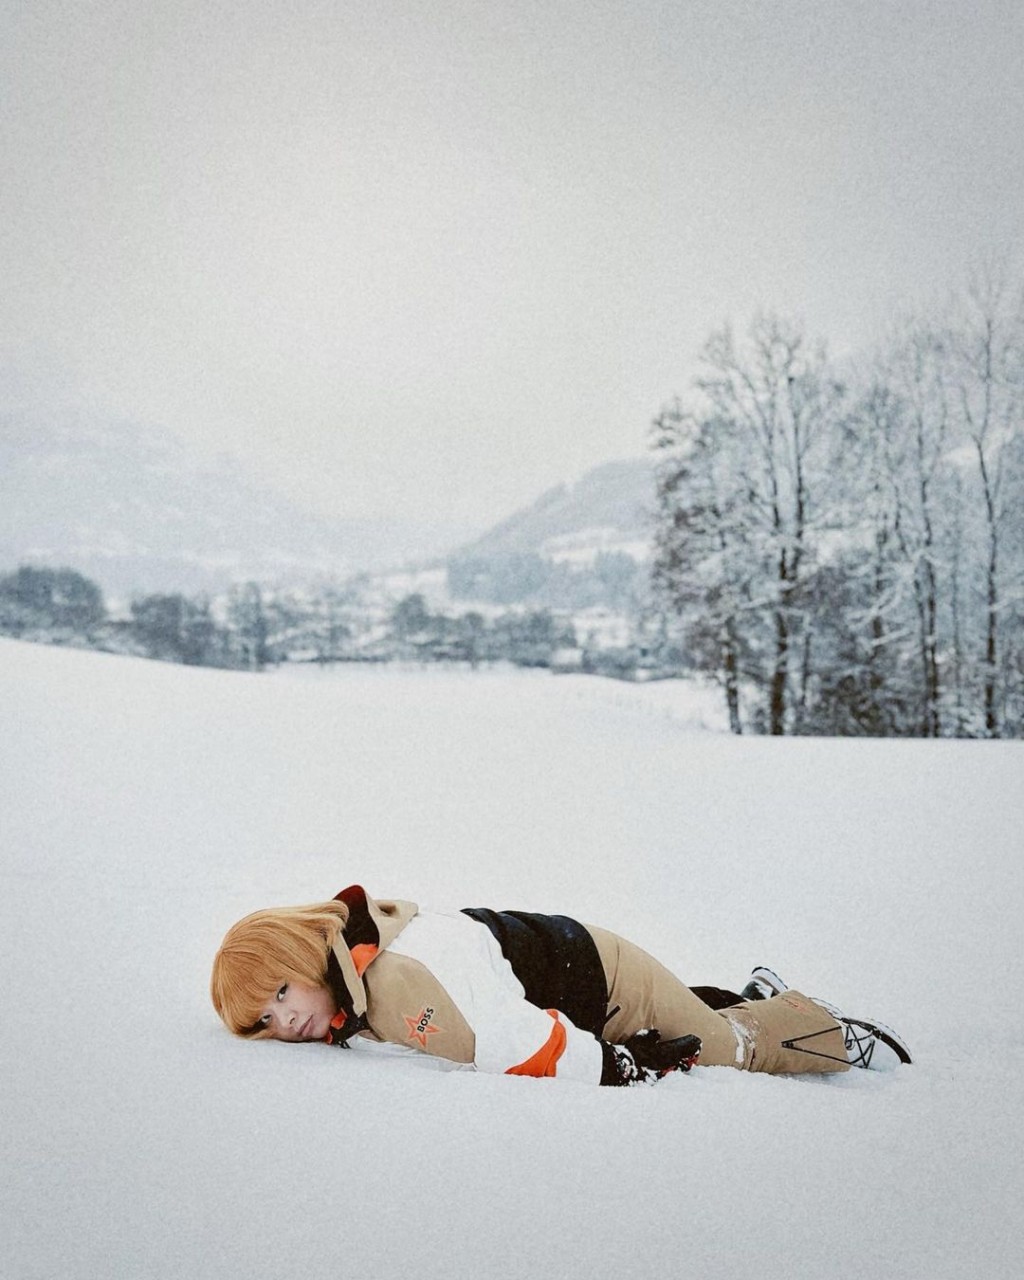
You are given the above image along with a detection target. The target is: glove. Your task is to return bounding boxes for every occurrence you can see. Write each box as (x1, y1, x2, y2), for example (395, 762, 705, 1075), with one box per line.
(600, 1028, 702, 1086)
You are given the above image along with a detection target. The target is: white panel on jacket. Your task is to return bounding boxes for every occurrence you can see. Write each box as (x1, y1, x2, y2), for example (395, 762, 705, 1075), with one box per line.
(385, 909, 603, 1083)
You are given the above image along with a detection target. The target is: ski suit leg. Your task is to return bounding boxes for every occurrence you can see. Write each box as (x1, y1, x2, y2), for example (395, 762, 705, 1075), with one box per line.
(585, 925, 850, 1075)
(713, 991, 852, 1074)
(586, 924, 746, 1066)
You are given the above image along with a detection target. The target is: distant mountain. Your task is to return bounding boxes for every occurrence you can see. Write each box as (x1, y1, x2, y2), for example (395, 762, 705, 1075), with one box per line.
(1, 408, 657, 603)
(456, 457, 655, 565)
(441, 458, 656, 612)
(0, 413, 474, 597)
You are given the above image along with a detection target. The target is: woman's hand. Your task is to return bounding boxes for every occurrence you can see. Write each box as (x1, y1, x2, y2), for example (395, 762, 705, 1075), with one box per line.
(601, 1028, 702, 1085)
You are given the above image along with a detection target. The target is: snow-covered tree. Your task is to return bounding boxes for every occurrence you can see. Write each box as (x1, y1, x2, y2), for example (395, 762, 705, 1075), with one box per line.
(0, 565, 105, 638)
(947, 268, 1024, 736)
(652, 397, 752, 733)
(650, 282, 1024, 738)
(653, 315, 846, 734)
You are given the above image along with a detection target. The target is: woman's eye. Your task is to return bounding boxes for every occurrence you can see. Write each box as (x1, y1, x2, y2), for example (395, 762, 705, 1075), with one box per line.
(276, 984, 288, 1002)
(257, 1013, 270, 1027)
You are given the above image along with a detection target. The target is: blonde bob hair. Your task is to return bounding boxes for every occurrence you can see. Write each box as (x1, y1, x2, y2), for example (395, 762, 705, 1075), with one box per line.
(211, 900, 350, 1037)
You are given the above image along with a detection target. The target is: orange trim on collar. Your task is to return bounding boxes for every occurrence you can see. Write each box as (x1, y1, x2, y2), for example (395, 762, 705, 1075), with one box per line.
(350, 942, 379, 977)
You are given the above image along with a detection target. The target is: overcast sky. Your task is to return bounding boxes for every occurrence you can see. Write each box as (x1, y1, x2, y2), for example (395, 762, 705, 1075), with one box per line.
(3, 1, 1022, 529)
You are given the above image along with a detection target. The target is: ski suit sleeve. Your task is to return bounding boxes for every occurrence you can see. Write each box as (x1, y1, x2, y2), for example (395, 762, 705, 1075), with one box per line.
(385, 910, 605, 1083)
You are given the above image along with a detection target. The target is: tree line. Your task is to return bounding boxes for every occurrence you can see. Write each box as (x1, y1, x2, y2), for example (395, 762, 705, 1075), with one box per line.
(650, 272, 1024, 737)
(0, 566, 266, 668)
(0, 567, 581, 672)
(447, 550, 640, 610)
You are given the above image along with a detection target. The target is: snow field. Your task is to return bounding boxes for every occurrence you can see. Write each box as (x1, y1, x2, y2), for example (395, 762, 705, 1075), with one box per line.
(1, 638, 1022, 1279)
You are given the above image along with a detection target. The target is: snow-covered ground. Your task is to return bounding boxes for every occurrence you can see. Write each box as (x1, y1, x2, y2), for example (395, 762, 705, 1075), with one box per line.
(2, 638, 1022, 1280)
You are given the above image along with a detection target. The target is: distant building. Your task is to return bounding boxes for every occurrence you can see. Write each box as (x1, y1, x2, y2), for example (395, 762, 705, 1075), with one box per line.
(550, 646, 585, 674)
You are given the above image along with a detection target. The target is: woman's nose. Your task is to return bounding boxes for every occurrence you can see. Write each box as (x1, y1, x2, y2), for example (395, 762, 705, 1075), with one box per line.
(272, 1006, 295, 1031)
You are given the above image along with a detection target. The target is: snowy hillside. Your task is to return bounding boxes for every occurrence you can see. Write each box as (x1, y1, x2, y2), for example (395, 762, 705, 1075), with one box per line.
(457, 457, 654, 561)
(2, 638, 1022, 1280)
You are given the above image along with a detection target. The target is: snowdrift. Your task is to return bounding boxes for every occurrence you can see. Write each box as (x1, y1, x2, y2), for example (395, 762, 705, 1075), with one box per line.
(2, 638, 1021, 1279)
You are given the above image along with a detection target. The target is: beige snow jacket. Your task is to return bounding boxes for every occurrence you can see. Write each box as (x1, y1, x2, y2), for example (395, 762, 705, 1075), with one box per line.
(326, 885, 476, 1064)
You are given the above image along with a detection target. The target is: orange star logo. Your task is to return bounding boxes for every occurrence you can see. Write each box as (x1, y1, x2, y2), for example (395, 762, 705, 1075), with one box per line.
(405, 1006, 441, 1048)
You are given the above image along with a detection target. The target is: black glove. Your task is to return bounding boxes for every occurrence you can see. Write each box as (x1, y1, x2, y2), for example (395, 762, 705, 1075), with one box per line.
(600, 1029, 702, 1086)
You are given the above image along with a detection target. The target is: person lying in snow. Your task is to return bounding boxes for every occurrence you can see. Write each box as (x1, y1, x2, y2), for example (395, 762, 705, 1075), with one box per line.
(210, 885, 912, 1084)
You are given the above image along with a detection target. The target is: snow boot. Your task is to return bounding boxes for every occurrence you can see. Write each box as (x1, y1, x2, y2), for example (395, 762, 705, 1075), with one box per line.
(811, 998, 913, 1069)
(740, 965, 788, 1002)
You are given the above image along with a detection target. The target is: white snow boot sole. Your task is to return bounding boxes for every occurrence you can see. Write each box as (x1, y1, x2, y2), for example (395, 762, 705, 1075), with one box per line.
(812, 998, 913, 1069)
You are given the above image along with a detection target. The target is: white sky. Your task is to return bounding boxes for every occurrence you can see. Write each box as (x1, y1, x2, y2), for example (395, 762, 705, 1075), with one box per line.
(3, 0, 1023, 526)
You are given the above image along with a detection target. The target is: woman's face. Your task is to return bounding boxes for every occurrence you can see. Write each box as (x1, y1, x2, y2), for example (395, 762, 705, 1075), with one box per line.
(256, 980, 336, 1041)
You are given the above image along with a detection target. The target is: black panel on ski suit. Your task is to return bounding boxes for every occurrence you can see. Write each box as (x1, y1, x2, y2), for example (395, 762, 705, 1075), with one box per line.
(461, 908, 610, 1036)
